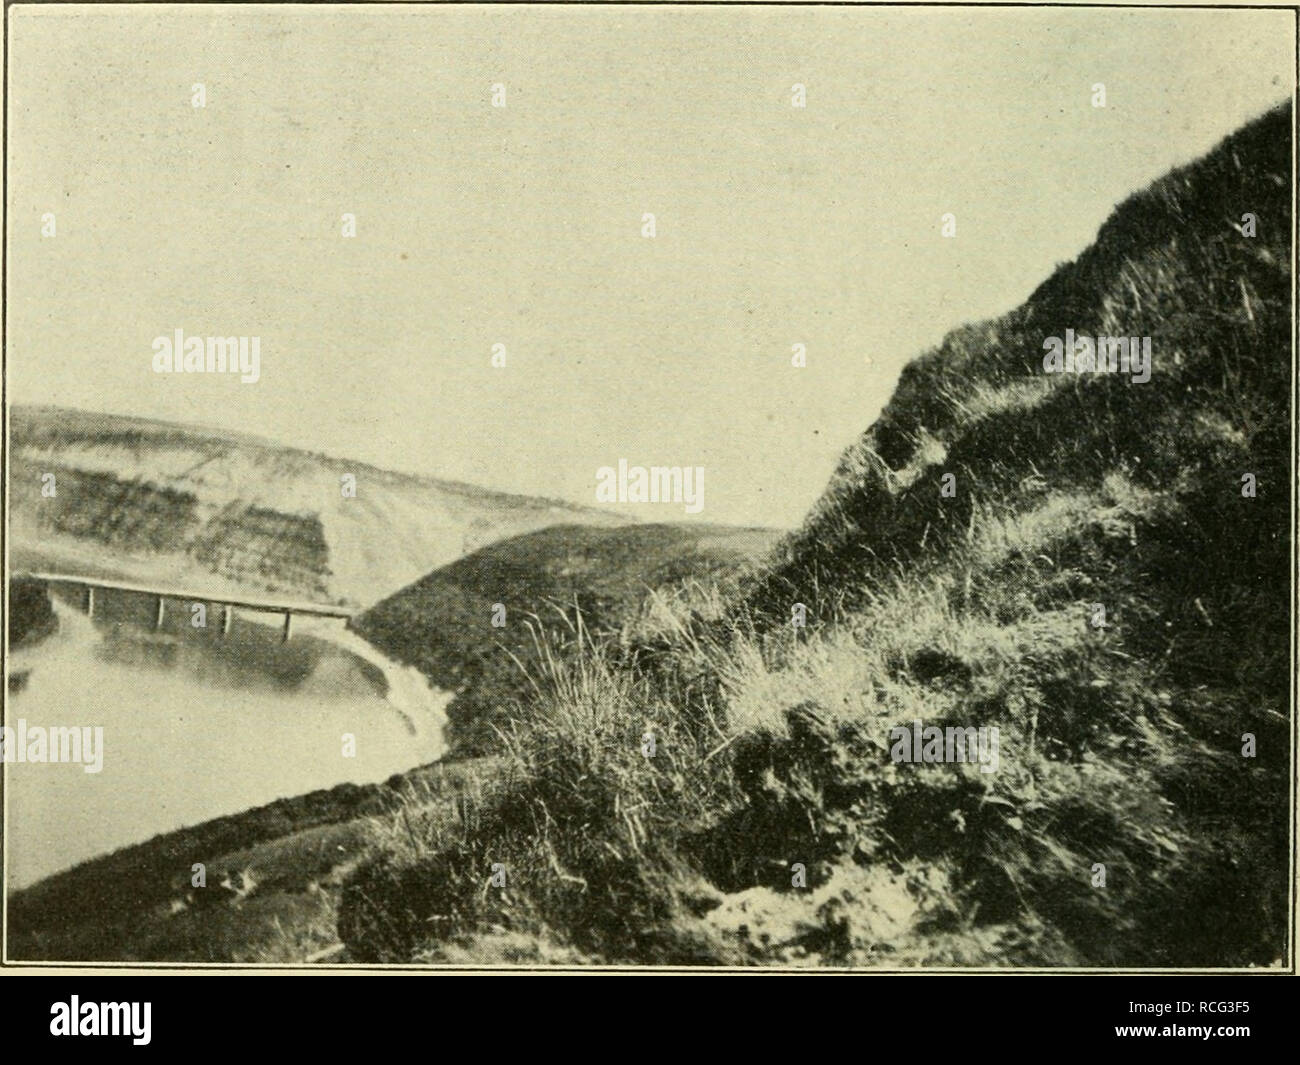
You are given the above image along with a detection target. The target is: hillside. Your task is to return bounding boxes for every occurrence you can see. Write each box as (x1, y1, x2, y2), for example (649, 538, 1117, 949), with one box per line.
(6, 522, 778, 962)
(8, 405, 627, 609)
(751, 102, 1291, 624)
(8, 104, 1291, 969)
(6, 756, 497, 962)
(336, 102, 1293, 966)
(355, 522, 782, 754)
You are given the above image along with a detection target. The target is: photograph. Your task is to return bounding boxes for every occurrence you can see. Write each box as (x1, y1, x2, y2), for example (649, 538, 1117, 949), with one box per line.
(2, 0, 1295, 993)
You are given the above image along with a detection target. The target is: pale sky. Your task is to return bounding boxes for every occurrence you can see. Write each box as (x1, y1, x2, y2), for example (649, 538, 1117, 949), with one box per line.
(6, 4, 1294, 527)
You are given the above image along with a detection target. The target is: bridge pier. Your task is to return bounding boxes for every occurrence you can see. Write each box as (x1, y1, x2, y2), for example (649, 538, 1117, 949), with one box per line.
(155, 596, 166, 630)
(222, 604, 234, 636)
(282, 611, 293, 643)
(85, 585, 95, 618)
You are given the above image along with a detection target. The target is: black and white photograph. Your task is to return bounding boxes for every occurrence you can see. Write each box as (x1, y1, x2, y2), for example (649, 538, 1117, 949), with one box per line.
(1, 0, 1296, 1001)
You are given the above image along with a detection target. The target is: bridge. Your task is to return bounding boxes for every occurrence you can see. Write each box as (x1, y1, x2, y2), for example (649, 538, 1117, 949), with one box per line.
(16, 571, 353, 642)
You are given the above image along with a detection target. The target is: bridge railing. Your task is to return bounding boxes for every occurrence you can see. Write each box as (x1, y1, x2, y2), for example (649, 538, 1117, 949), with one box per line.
(15, 571, 353, 641)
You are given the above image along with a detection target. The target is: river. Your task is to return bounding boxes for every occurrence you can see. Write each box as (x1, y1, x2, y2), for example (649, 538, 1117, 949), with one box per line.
(4, 588, 450, 890)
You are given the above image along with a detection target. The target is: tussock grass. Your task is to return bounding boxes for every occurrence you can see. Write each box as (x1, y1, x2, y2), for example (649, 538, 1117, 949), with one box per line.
(340, 608, 749, 963)
(340, 103, 1292, 967)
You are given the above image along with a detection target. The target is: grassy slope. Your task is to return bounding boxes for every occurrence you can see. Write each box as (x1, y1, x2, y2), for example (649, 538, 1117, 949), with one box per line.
(9, 105, 1290, 968)
(336, 103, 1293, 967)
(722, 102, 1293, 965)
(6, 757, 498, 962)
(354, 522, 781, 755)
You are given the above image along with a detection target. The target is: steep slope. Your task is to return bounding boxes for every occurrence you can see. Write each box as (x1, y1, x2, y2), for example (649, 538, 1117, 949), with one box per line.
(355, 522, 781, 754)
(752, 102, 1291, 621)
(8, 406, 627, 609)
(336, 102, 1293, 967)
(713, 101, 1293, 966)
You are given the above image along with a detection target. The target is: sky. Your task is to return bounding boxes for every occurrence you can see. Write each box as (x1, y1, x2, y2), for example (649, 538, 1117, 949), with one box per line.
(6, 4, 1295, 528)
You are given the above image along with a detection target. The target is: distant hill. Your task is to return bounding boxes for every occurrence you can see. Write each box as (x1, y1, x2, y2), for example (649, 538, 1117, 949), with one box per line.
(8, 405, 627, 609)
(355, 522, 781, 754)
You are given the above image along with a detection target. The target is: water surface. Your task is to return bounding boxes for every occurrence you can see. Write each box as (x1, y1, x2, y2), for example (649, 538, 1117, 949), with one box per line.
(5, 588, 448, 890)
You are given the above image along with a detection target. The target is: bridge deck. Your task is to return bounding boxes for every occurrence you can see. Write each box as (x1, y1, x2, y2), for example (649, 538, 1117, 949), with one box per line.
(17, 571, 353, 620)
